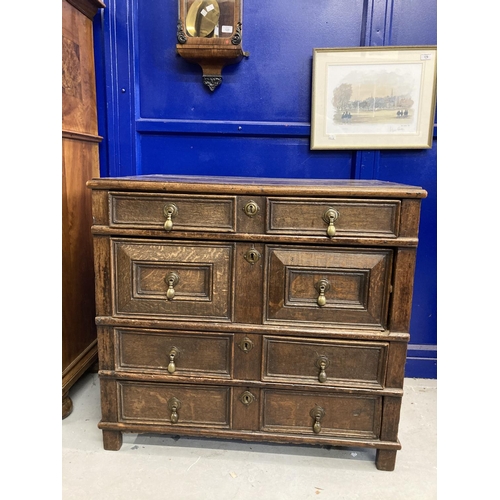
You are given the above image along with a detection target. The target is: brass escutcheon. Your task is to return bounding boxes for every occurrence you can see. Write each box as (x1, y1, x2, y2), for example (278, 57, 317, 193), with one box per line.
(244, 247, 261, 265)
(239, 390, 256, 406)
(238, 336, 254, 353)
(243, 200, 260, 218)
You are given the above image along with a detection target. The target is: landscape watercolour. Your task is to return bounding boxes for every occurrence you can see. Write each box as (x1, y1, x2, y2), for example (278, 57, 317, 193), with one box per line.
(325, 63, 423, 136)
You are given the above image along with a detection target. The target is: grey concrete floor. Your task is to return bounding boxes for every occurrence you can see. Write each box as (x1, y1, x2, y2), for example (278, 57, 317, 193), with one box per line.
(62, 372, 436, 500)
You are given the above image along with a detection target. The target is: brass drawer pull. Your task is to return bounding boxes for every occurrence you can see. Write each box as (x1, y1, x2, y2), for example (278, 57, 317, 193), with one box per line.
(163, 203, 178, 231)
(310, 405, 325, 434)
(315, 355, 330, 383)
(165, 272, 180, 301)
(167, 397, 181, 424)
(315, 279, 330, 307)
(322, 208, 340, 238)
(167, 347, 180, 373)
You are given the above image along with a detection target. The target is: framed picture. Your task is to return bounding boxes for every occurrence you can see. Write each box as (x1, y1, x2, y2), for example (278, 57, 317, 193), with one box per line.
(310, 46, 437, 150)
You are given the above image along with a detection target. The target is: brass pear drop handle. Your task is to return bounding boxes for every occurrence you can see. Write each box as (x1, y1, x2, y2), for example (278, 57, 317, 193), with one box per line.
(167, 347, 180, 374)
(165, 272, 180, 301)
(315, 355, 330, 383)
(315, 279, 330, 307)
(322, 208, 340, 239)
(310, 405, 325, 434)
(163, 203, 178, 232)
(167, 397, 181, 424)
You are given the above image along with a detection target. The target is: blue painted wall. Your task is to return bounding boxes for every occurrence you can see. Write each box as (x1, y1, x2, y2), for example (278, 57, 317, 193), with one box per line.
(93, 0, 437, 378)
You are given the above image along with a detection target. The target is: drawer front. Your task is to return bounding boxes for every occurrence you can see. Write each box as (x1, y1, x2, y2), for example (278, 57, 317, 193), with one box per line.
(118, 381, 231, 428)
(109, 193, 236, 232)
(267, 198, 401, 238)
(261, 390, 382, 440)
(262, 336, 388, 389)
(116, 328, 232, 378)
(266, 246, 392, 329)
(113, 239, 233, 321)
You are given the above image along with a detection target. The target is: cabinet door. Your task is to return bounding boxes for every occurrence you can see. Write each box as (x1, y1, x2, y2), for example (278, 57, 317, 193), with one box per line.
(265, 246, 392, 330)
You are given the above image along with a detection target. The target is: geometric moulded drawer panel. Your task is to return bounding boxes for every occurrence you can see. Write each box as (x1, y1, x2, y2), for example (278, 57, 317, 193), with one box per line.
(113, 239, 234, 321)
(266, 246, 393, 330)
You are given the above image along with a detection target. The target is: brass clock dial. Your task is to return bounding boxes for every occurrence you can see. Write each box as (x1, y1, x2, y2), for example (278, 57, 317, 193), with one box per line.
(186, 0, 220, 37)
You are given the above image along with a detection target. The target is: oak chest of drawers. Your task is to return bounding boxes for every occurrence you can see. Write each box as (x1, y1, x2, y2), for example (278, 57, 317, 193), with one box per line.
(88, 175, 427, 471)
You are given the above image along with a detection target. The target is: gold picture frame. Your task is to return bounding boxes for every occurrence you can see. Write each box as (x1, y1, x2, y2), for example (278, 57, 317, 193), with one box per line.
(310, 46, 437, 150)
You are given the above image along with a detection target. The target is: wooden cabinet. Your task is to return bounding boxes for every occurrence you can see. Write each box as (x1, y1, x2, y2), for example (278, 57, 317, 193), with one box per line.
(88, 175, 426, 471)
(62, 0, 105, 418)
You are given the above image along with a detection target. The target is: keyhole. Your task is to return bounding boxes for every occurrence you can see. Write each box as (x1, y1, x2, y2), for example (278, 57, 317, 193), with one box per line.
(244, 248, 261, 265)
(244, 201, 259, 218)
(240, 390, 255, 406)
(239, 337, 254, 353)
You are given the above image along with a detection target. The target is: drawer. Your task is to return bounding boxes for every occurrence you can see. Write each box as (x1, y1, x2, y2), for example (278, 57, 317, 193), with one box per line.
(265, 246, 392, 330)
(118, 381, 231, 428)
(109, 192, 236, 232)
(113, 239, 233, 321)
(116, 328, 232, 378)
(267, 197, 401, 238)
(261, 389, 382, 440)
(262, 336, 388, 389)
